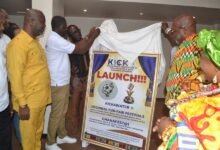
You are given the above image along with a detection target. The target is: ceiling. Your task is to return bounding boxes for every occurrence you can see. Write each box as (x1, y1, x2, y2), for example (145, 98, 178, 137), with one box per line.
(0, 0, 31, 14)
(1, 0, 220, 25)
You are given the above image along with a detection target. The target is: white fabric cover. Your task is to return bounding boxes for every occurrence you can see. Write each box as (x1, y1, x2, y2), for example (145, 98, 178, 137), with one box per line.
(90, 19, 166, 84)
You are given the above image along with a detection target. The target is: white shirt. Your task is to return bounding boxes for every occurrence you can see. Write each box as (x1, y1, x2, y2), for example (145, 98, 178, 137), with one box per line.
(0, 34, 10, 112)
(46, 31, 75, 86)
(170, 46, 178, 64)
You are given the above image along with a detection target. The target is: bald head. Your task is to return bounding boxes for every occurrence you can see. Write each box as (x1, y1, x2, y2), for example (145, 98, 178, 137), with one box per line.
(23, 9, 46, 38)
(24, 9, 44, 25)
(173, 15, 196, 30)
(171, 15, 197, 44)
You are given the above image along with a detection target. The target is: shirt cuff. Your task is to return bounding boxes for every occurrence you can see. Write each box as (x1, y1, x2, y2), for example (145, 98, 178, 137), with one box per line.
(18, 99, 27, 107)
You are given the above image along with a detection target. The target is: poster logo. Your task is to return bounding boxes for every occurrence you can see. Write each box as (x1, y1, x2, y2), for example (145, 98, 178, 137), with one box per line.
(98, 80, 118, 100)
(108, 58, 135, 72)
(124, 83, 135, 104)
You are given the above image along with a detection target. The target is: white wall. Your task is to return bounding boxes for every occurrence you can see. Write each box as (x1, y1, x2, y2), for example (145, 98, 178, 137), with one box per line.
(9, 15, 24, 27)
(9, 15, 215, 98)
(53, 0, 64, 16)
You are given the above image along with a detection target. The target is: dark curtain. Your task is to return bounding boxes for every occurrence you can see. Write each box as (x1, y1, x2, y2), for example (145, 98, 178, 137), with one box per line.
(92, 53, 109, 76)
(138, 56, 156, 105)
(90, 53, 109, 95)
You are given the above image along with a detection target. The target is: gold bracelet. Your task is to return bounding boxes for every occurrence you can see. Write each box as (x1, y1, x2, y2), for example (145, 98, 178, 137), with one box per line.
(161, 125, 176, 142)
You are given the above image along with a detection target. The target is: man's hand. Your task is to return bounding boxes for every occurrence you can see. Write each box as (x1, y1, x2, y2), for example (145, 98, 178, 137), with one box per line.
(153, 116, 176, 139)
(161, 22, 168, 33)
(152, 118, 161, 138)
(19, 105, 30, 120)
(88, 27, 100, 39)
(74, 27, 100, 54)
(71, 66, 79, 77)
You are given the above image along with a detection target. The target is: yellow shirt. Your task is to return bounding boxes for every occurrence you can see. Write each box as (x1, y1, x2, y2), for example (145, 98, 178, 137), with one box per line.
(6, 30, 51, 111)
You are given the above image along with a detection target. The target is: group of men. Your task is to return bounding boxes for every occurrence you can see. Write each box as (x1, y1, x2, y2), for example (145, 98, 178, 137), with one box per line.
(0, 8, 100, 150)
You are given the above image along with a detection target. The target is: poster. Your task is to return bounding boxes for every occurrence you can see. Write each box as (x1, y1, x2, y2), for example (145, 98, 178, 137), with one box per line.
(81, 51, 160, 150)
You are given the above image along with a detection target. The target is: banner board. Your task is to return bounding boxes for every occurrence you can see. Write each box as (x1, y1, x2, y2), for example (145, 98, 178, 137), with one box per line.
(81, 51, 160, 150)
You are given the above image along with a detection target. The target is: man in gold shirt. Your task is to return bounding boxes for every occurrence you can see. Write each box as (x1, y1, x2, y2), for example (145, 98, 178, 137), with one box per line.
(6, 9, 51, 150)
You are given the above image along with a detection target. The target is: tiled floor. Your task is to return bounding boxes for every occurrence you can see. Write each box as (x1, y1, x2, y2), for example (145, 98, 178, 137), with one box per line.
(12, 128, 160, 150)
(12, 130, 108, 150)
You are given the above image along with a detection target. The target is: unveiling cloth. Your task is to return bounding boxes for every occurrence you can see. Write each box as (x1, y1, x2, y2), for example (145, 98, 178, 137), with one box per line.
(90, 19, 166, 84)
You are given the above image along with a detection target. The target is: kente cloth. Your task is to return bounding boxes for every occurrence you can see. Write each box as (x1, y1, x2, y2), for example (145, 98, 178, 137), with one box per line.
(197, 29, 220, 67)
(165, 34, 202, 103)
(158, 117, 203, 150)
(90, 19, 166, 84)
(176, 121, 203, 150)
(171, 92, 220, 149)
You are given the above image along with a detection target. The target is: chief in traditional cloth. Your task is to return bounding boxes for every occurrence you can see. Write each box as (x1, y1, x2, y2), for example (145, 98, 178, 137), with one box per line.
(155, 27, 220, 149)
(154, 15, 203, 150)
(170, 29, 220, 149)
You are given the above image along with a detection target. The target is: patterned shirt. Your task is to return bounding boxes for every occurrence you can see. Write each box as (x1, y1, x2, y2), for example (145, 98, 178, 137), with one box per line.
(69, 51, 89, 78)
(165, 34, 201, 103)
